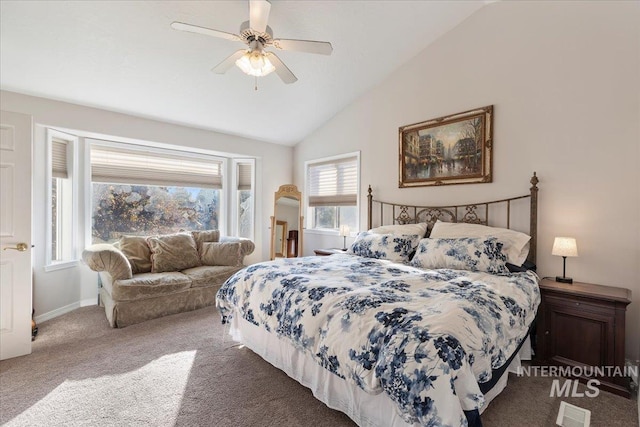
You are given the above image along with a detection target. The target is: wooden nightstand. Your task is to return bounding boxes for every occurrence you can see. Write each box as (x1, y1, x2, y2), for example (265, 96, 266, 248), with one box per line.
(314, 248, 347, 256)
(534, 278, 632, 397)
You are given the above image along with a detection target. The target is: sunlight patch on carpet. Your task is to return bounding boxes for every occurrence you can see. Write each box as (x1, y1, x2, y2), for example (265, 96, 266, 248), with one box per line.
(5, 351, 196, 427)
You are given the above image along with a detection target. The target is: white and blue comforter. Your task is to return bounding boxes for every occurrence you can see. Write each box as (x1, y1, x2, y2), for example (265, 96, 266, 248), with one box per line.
(216, 254, 540, 426)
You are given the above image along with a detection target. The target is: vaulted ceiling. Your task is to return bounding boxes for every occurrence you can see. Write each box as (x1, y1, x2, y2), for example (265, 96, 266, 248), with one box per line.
(0, 1, 485, 145)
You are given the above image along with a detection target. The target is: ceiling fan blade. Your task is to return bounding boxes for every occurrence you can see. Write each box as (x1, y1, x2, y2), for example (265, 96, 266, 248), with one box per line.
(212, 50, 247, 74)
(171, 22, 240, 42)
(266, 52, 298, 84)
(249, 0, 271, 34)
(272, 39, 333, 55)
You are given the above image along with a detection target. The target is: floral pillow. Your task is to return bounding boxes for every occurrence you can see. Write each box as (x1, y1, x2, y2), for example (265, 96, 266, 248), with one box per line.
(347, 232, 421, 263)
(409, 237, 510, 275)
(429, 220, 530, 266)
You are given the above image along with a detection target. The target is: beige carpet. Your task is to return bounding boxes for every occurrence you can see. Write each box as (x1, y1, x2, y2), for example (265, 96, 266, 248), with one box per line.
(0, 305, 637, 427)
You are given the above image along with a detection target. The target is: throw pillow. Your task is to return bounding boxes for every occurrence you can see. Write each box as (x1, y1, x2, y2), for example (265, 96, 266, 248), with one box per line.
(192, 230, 220, 259)
(429, 220, 531, 266)
(119, 235, 152, 274)
(347, 232, 421, 264)
(410, 237, 509, 275)
(201, 242, 242, 266)
(147, 232, 200, 273)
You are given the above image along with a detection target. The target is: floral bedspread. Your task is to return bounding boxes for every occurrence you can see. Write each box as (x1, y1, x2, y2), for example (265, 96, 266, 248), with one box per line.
(216, 254, 540, 426)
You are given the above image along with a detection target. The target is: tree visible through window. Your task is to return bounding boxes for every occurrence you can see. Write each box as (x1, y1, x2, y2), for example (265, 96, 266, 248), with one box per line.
(90, 142, 225, 243)
(91, 184, 219, 243)
(238, 190, 253, 238)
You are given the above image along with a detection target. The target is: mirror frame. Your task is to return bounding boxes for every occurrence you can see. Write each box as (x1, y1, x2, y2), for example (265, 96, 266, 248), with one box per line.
(270, 184, 303, 260)
(274, 220, 287, 258)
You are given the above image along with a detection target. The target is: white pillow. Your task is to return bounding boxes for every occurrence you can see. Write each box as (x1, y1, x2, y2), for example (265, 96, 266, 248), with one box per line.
(369, 223, 428, 238)
(429, 220, 531, 266)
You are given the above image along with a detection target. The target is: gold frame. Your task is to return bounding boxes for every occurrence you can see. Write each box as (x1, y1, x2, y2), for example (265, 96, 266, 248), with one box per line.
(270, 184, 304, 260)
(274, 220, 288, 258)
(399, 105, 493, 187)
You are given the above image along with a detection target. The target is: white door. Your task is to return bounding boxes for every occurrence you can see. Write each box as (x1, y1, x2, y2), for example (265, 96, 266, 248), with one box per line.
(0, 110, 33, 360)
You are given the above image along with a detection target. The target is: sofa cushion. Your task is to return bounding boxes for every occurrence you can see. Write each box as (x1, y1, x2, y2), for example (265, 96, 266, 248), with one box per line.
(182, 265, 242, 288)
(147, 232, 200, 273)
(201, 242, 242, 266)
(192, 230, 220, 259)
(119, 235, 152, 274)
(112, 272, 192, 301)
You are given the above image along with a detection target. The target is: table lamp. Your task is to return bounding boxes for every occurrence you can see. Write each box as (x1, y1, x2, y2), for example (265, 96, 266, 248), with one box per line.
(339, 225, 350, 250)
(552, 237, 578, 284)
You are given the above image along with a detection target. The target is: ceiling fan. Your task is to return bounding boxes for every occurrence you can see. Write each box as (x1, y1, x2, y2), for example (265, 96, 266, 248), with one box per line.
(171, 0, 333, 85)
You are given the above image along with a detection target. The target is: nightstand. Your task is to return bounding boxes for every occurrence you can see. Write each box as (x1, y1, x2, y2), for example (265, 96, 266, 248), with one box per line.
(314, 248, 347, 256)
(534, 278, 632, 397)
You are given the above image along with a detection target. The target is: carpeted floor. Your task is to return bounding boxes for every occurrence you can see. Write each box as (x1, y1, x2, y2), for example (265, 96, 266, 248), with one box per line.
(0, 305, 637, 427)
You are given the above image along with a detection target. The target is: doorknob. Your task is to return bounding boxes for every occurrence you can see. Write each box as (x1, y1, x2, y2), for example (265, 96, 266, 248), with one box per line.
(3, 243, 29, 252)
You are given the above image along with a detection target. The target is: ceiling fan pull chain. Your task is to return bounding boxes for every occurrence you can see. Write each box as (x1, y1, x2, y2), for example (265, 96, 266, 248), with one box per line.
(255, 76, 258, 91)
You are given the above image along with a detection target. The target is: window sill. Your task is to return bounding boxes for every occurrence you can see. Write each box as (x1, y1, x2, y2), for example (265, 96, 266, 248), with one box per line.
(44, 260, 80, 272)
(305, 229, 339, 236)
(305, 229, 356, 237)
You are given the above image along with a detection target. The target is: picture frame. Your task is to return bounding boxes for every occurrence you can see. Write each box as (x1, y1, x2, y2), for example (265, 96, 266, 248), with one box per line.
(399, 105, 493, 187)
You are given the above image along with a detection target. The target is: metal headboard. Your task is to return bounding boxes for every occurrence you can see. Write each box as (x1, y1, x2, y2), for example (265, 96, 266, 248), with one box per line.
(367, 173, 539, 264)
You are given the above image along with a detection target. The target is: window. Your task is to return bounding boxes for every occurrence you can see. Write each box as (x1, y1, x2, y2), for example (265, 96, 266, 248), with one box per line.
(306, 153, 359, 232)
(234, 159, 255, 240)
(47, 129, 78, 266)
(90, 142, 225, 243)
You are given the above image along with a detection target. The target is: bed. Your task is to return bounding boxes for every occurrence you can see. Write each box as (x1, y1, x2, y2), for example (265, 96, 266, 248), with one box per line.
(216, 173, 541, 427)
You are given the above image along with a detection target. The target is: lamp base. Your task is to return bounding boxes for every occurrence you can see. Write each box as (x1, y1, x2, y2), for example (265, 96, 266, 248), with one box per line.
(555, 276, 573, 284)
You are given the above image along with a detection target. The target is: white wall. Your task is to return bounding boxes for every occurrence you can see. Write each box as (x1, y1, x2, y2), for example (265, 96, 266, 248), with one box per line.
(1, 90, 292, 321)
(294, 1, 640, 360)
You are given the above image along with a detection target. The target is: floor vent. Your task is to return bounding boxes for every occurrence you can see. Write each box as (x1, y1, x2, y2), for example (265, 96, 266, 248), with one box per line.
(556, 401, 591, 427)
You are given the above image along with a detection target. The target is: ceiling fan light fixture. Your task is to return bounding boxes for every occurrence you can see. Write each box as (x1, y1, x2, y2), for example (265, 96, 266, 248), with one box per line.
(236, 51, 275, 77)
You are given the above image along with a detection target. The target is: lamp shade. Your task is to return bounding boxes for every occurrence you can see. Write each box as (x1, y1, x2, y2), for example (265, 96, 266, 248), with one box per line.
(339, 225, 350, 237)
(552, 237, 578, 257)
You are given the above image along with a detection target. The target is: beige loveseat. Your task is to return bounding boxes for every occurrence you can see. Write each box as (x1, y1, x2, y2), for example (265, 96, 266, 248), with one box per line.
(82, 230, 254, 328)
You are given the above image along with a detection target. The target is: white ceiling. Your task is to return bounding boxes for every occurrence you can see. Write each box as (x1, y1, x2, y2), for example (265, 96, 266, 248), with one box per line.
(0, 1, 485, 146)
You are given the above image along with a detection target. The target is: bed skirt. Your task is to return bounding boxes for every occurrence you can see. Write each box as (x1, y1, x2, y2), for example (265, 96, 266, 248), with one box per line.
(226, 313, 522, 427)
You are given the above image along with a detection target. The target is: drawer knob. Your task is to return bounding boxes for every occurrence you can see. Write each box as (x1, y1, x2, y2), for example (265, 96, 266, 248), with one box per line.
(575, 302, 580, 306)
(545, 330, 550, 335)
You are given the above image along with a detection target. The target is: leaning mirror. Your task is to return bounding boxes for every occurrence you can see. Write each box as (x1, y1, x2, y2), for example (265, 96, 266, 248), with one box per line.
(270, 184, 303, 260)
(274, 220, 287, 258)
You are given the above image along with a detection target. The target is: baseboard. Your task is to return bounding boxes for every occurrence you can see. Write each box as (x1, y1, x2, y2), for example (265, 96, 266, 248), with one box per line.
(80, 298, 98, 307)
(35, 298, 99, 323)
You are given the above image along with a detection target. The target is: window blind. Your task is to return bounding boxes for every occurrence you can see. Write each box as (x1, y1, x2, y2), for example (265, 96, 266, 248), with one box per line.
(237, 163, 252, 190)
(52, 138, 68, 179)
(91, 144, 223, 189)
(308, 156, 357, 207)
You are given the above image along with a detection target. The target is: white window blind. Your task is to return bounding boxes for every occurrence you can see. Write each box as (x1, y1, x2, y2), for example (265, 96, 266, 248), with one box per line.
(308, 156, 357, 207)
(91, 144, 223, 189)
(237, 163, 252, 190)
(52, 138, 68, 179)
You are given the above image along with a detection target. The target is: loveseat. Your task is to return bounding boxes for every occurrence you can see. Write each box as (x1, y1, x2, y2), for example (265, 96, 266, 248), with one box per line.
(82, 230, 254, 328)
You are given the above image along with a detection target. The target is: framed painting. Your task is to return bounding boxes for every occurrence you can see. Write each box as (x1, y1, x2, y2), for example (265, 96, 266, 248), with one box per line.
(399, 105, 493, 187)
